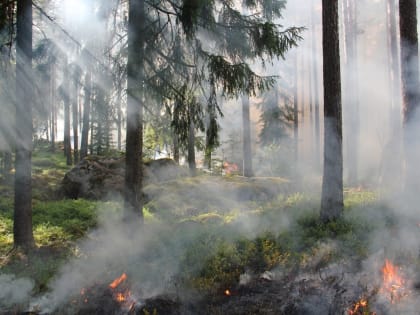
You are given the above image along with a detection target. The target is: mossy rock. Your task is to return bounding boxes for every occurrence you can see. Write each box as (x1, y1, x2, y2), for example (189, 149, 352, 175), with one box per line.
(61, 157, 188, 200)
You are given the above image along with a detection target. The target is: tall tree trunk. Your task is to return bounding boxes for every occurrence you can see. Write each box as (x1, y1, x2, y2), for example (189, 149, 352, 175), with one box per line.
(63, 66, 72, 166)
(90, 88, 94, 156)
(204, 94, 219, 171)
(320, 0, 344, 222)
(205, 138, 212, 170)
(300, 50, 305, 125)
(399, 0, 420, 193)
(242, 95, 253, 177)
(125, 0, 145, 223)
(343, 0, 360, 186)
(188, 104, 196, 175)
(80, 72, 91, 160)
(312, 0, 321, 169)
(50, 63, 56, 152)
(293, 51, 299, 164)
(14, 0, 35, 250)
(117, 84, 122, 151)
(72, 71, 79, 164)
(173, 132, 179, 164)
(388, 0, 401, 111)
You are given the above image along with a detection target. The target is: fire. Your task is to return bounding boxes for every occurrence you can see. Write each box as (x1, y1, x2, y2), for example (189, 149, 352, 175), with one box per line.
(224, 289, 231, 296)
(223, 161, 238, 175)
(380, 259, 409, 303)
(109, 272, 127, 289)
(347, 298, 371, 315)
(109, 273, 136, 309)
(115, 291, 130, 302)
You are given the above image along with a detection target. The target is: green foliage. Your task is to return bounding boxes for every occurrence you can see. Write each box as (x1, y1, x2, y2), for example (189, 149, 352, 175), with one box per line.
(236, 232, 285, 272)
(32, 199, 98, 238)
(180, 0, 215, 38)
(179, 230, 292, 292)
(207, 55, 276, 96)
(0, 198, 99, 256)
(344, 189, 378, 209)
(258, 88, 294, 145)
(90, 76, 114, 155)
(171, 84, 205, 147)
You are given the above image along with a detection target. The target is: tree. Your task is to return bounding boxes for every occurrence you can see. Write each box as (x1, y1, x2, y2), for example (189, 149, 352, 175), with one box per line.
(258, 88, 292, 146)
(320, 0, 344, 222)
(123, 0, 302, 221)
(204, 80, 221, 170)
(387, 0, 401, 111)
(399, 0, 420, 194)
(187, 102, 197, 175)
(71, 64, 82, 164)
(242, 95, 253, 177)
(80, 71, 91, 160)
(125, 0, 146, 222)
(14, 0, 35, 250)
(311, 0, 321, 169)
(292, 51, 299, 164)
(0, 0, 15, 179)
(62, 62, 72, 166)
(343, 0, 360, 186)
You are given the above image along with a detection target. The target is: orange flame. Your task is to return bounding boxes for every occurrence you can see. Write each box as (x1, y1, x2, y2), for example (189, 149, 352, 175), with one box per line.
(381, 259, 409, 303)
(115, 292, 127, 302)
(223, 162, 238, 175)
(347, 298, 376, 315)
(109, 273, 127, 289)
(224, 289, 231, 296)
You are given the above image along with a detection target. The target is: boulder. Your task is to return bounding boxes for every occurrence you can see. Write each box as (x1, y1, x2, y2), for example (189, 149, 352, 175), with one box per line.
(61, 156, 187, 200)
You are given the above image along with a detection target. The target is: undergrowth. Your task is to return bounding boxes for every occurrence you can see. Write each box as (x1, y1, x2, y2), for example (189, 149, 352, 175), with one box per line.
(0, 142, 388, 300)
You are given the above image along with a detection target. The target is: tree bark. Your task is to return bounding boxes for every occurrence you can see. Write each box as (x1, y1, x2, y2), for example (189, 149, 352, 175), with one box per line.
(205, 138, 212, 170)
(14, 0, 35, 250)
(80, 72, 91, 160)
(242, 95, 253, 177)
(188, 104, 196, 175)
(173, 132, 179, 164)
(72, 69, 79, 164)
(388, 0, 401, 111)
(343, 0, 360, 186)
(293, 51, 299, 165)
(117, 84, 122, 151)
(50, 63, 56, 152)
(63, 64, 72, 166)
(311, 0, 321, 169)
(320, 0, 344, 222)
(399, 0, 420, 193)
(125, 0, 145, 223)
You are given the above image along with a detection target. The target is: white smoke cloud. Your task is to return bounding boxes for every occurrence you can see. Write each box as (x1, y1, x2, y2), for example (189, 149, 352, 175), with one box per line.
(0, 274, 34, 309)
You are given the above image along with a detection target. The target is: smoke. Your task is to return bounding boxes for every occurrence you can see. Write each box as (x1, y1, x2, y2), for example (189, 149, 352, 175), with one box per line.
(3, 0, 420, 313)
(0, 274, 34, 309)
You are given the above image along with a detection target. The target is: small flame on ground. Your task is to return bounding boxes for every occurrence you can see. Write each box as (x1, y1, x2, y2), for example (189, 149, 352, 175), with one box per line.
(223, 162, 238, 175)
(115, 291, 130, 302)
(109, 273, 137, 309)
(224, 289, 231, 296)
(347, 298, 374, 315)
(381, 259, 409, 303)
(109, 272, 127, 289)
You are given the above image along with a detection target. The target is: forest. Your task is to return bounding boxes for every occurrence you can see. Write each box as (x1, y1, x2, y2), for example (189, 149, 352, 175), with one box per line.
(1, 0, 420, 314)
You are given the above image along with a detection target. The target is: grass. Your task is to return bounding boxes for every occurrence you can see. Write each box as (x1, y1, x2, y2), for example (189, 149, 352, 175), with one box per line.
(0, 143, 396, 303)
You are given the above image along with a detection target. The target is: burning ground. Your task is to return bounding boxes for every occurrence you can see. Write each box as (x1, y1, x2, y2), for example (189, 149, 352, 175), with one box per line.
(1, 170, 420, 314)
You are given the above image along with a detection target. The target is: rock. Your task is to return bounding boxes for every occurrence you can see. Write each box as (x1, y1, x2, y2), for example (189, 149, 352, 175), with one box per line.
(61, 156, 187, 200)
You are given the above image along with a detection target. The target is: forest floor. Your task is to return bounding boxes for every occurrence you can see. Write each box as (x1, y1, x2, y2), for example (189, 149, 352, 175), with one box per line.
(1, 143, 420, 314)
